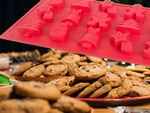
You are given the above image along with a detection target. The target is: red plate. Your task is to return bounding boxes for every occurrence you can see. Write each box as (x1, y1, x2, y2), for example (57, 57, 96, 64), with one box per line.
(76, 96, 150, 107)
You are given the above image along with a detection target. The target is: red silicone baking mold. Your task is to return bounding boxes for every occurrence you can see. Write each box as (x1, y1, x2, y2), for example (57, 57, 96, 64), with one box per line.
(1, 0, 150, 66)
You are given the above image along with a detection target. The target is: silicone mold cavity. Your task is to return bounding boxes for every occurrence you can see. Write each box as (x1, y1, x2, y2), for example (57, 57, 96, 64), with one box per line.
(49, 23, 69, 43)
(78, 27, 100, 49)
(49, 0, 65, 9)
(124, 4, 146, 22)
(143, 41, 150, 59)
(62, 9, 82, 27)
(99, 0, 117, 18)
(110, 31, 129, 48)
(110, 32, 133, 55)
(71, 0, 92, 12)
(87, 12, 111, 32)
(121, 40, 133, 55)
(38, 5, 54, 23)
(18, 20, 42, 37)
(117, 19, 140, 35)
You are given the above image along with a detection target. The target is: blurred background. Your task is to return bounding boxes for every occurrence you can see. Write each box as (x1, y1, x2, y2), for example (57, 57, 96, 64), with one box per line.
(0, 0, 150, 54)
(98, 0, 150, 7)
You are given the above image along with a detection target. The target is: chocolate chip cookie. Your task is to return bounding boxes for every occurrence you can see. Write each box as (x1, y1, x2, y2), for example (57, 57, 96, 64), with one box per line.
(105, 86, 130, 98)
(43, 60, 64, 67)
(23, 64, 45, 77)
(14, 62, 33, 76)
(51, 95, 91, 113)
(74, 63, 107, 80)
(14, 81, 61, 100)
(61, 53, 81, 64)
(0, 99, 51, 113)
(43, 64, 68, 77)
(123, 78, 150, 96)
(50, 109, 64, 113)
(77, 81, 102, 98)
(0, 87, 13, 101)
(98, 72, 122, 87)
(86, 55, 103, 63)
(89, 84, 112, 98)
(63, 82, 90, 96)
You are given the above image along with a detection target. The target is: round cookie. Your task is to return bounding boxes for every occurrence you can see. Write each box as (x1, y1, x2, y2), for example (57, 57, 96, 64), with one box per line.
(51, 95, 90, 113)
(124, 75, 143, 82)
(77, 62, 89, 66)
(0, 71, 10, 79)
(61, 53, 81, 64)
(43, 64, 68, 77)
(14, 62, 33, 76)
(126, 67, 149, 72)
(68, 63, 78, 76)
(0, 87, 13, 101)
(101, 61, 107, 67)
(46, 77, 73, 93)
(80, 56, 87, 62)
(39, 57, 58, 63)
(0, 75, 12, 87)
(34, 49, 41, 57)
(55, 85, 71, 93)
(89, 84, 112, 98)
(77, 81, 102, 98)
(74, 63, 107, 80)
(86, 55, 103, 63)
(50, 109, 64, 113)
(23, 64, 45, 77)
(126, 71, 145, 78)
(63, 82, 90, 96)
(14, 81, 61, 101)
(123, 78, 150, 96)
(98, 72, 122, 87)
(0, 99, 51, 113)
(105, 86, 130, 98)
(46, 76, 75, 86)
(43, 60, 64, 67)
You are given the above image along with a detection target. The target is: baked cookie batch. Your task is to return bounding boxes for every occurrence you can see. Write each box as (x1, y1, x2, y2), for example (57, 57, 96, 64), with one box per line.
(13, 50, 150, 99)
(0, 81, 91, 113)
(0, 49, 41, 63)
(14, 50, 107, 78)
(1, 49, 150, 112)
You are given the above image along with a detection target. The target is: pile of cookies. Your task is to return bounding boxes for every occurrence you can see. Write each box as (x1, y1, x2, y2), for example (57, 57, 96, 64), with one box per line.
(47, 66, 150, 98)
(0, 49, 41, 63)
(125, 65, 150, 80)
(14, 50, 107, 79)
(0, 81, 91, 113)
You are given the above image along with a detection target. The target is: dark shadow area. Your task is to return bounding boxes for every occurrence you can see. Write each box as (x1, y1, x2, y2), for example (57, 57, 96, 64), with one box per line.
(0, 0, 49, 54)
